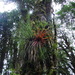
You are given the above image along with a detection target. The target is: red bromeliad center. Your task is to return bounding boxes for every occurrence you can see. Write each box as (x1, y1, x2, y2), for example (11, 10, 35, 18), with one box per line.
(32, 30, 50, 46)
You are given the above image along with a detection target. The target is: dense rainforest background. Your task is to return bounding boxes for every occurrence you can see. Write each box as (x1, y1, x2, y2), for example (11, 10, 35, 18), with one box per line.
(0, 0, 75, 75)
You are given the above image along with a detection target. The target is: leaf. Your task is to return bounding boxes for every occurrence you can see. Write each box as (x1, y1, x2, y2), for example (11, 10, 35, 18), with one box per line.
(72, 27, 75, 30)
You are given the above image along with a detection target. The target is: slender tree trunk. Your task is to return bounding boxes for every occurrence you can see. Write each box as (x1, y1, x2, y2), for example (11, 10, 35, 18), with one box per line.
(0, 26, 7, 74)
(12, 42, 17, 69)
(0, 50, 5, 73)
(45, 0, 52, 23)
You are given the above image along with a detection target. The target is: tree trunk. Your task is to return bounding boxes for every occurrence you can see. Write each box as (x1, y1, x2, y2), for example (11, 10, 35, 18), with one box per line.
(45, 0, 57, 75)
(0, 26, 8, 73)
(16, 0, 28, 22)
(45, 0, 52, 23)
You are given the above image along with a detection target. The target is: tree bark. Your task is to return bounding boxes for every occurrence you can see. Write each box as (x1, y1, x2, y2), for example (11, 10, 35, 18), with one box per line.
(45, 0, 52, 23)
(0, 26, 8, 73)
(16, 0, 28, 22)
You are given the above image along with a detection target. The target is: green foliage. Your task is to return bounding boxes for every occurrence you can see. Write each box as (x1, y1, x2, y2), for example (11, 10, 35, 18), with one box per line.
(10, 72, 20, 75)
(52, 43, 57, 49)
(70, 2, 75, 7)
(72, 27, 75, 30)
(57, 5, 70, 19)
(57, 2, 75, 19)
(31, 20, 48, 31)
(10, 69, 20, 75)
(48, 69, 56, 75)
(39, 46, 47, 60)
(15, 13, 33, 40)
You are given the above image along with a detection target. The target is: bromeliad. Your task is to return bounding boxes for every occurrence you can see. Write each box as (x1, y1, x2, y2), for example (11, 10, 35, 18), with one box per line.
(32, 28, 51, 46)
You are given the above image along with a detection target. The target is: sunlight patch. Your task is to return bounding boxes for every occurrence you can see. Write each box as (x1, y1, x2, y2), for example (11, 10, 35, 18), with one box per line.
(0, 1, 17, 13)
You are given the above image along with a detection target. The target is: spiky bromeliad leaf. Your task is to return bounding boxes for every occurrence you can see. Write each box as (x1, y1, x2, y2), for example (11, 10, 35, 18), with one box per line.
(16, 13, 33, 40)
